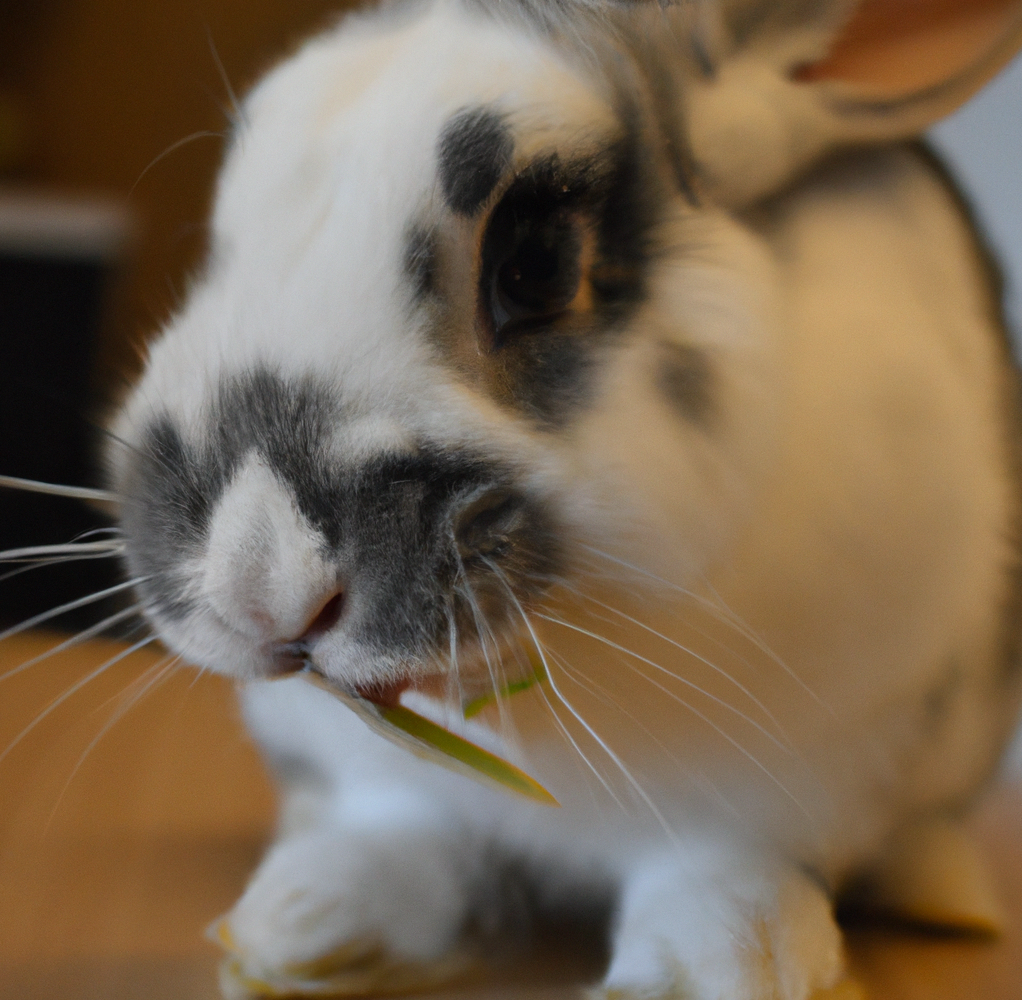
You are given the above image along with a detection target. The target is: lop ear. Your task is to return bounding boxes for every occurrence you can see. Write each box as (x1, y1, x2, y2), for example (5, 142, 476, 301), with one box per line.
(682, 0, 1022, 205)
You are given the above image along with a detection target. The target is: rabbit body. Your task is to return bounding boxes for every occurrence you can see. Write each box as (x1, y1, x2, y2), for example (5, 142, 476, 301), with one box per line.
(111, 1, 1022, 997)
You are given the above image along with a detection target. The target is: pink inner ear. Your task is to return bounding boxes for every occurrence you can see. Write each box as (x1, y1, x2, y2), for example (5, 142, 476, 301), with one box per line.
(798, 0, 1022, 94)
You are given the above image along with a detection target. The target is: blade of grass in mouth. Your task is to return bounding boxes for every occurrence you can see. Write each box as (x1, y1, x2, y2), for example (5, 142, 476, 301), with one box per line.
(300, 669, 559, 806)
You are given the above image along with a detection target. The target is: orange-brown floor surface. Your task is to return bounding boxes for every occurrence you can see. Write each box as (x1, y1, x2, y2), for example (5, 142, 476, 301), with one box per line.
(2, 633, 1020, 1000)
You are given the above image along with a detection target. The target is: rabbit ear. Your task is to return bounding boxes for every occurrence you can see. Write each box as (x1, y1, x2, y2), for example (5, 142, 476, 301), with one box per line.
(683, 0, 1022, 204)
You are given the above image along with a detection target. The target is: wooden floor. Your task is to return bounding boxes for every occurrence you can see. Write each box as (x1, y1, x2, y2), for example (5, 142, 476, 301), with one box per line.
(1, 632, 1020, 1000)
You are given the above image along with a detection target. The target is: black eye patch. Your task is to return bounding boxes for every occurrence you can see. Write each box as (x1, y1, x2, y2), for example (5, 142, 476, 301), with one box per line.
(484, 189, 585, 347)
(437, 106, 514, 216)
(479, 144, 650, 349)
(472, 140, 657, 428)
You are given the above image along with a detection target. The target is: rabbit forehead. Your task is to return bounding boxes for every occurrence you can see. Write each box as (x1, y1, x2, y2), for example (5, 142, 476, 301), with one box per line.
(137, 3, 624, 423)
(212, 1, 612, 258)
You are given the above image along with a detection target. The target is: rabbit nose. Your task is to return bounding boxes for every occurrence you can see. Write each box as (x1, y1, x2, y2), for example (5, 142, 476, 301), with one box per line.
(202, 454, 340, 651)
(271, 591, 345, 673)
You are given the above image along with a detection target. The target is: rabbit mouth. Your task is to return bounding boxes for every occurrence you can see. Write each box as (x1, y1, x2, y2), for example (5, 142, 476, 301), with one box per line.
(299, 660, 415, 706)
(354, 662, 521, 712)
(304, 635, 540, 714)
(303, 661, 449, 709)
(353, 676, 412, 708)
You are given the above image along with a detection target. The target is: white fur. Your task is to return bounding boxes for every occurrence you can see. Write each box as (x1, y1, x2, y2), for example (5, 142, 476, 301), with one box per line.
(110, 2, 1022, 997)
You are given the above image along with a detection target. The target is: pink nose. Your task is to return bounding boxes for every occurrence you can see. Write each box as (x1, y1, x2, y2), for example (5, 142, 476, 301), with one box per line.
(271, 591, 344, 674)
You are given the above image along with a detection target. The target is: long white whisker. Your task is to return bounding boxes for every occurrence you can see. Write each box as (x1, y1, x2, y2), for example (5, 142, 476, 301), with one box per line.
(535, 613, 792, 756)
(129, 130, 224, 198)
(0, 475, 115, 503)
(456, 567, 513, 736)
(0, 551, 125, 585)
(698, 578, 832, 713)
(579, 545, 828, 712)
(552, 651, 739, 820)
(92, 652, 180, 716)
(187, 662, 210, 691)
(0, 634, 158, 765)
(0, 541, 125, 562)
(572, 592, 793, 748)
(99, 425, 178, 479)
(206, 27, 247, 128)
(574, 550, 740, 630)
(70, 527, 123, 541)
(0, 605, 145, 683)
(543, 652, 681, 844)
(444, 601, 464, 710)
(482, 558, 673, 834)
(532, 666, 627, 810)
(534, 647, 636, 809)
(537, 613, 810, 819)
(468, 572, 621, 804)
(45, 654, 182, 829)
(0, 577, 146, 643)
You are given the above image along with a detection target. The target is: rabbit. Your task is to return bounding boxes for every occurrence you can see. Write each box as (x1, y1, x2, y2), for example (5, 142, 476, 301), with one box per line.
(105, 0, 1022, 997)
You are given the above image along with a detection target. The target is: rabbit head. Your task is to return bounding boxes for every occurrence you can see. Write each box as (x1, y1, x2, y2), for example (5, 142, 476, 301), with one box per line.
(108, 0, 1022, 700)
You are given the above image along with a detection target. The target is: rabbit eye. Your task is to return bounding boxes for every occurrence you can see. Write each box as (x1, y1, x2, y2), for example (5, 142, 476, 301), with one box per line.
(482, 195, 586, 346)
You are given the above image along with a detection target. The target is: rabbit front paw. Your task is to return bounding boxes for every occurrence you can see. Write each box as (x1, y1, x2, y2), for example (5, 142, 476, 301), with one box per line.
(598, 856, 847, 1000)
(214, 825, 477, 998)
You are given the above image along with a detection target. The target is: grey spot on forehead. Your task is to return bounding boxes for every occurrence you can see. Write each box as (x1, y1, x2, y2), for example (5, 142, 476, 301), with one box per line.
(437, 106, 514, 216)
(657, 342, 714, 425)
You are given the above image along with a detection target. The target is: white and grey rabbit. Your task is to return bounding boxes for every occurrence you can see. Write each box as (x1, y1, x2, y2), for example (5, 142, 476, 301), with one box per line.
(107, 0, 1022, 997)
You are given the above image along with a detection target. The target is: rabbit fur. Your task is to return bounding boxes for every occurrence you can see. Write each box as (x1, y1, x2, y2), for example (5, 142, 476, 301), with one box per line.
(109, 0, 1022, 997)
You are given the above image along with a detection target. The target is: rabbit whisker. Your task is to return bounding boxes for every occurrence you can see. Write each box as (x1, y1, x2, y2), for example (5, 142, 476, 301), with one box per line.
(455, 566, 514, 737)
(485, 558, 670, 829)
(569, 590, 794, 748)
(468, 566, 620, 804)
(0, 577, 147, 644)
(0, 475, 116, 503)
(0, 551, 125, 586)
(533, 665, 625, 810)
(129, 130, 226, 199)
(0, 604, 145, 683)
(535, 612, 793, 756)
(95, 423, 180, 480)
(443, 602, 465, 711)
(0, 541, 125, 562)
(0, 634, 159, 765)
(577, 546, 831, 713)
(537, 612, 810, 819)
(70, 526, 123, 540)
(551, 649, 741, 821)
(537, 645, 638, 809)
(542, 649, 680, 843)
(206, 27, 248, 130)
(46, 652, 183, 829)
(702, 578, 833, 714)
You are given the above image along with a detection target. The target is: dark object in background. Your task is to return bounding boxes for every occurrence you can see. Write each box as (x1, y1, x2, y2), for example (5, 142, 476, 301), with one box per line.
(0, 192, 130, 631)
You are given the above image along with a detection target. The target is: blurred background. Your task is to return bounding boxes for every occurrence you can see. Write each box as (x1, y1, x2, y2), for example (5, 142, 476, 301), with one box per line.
(932, 52, 1022, 333)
